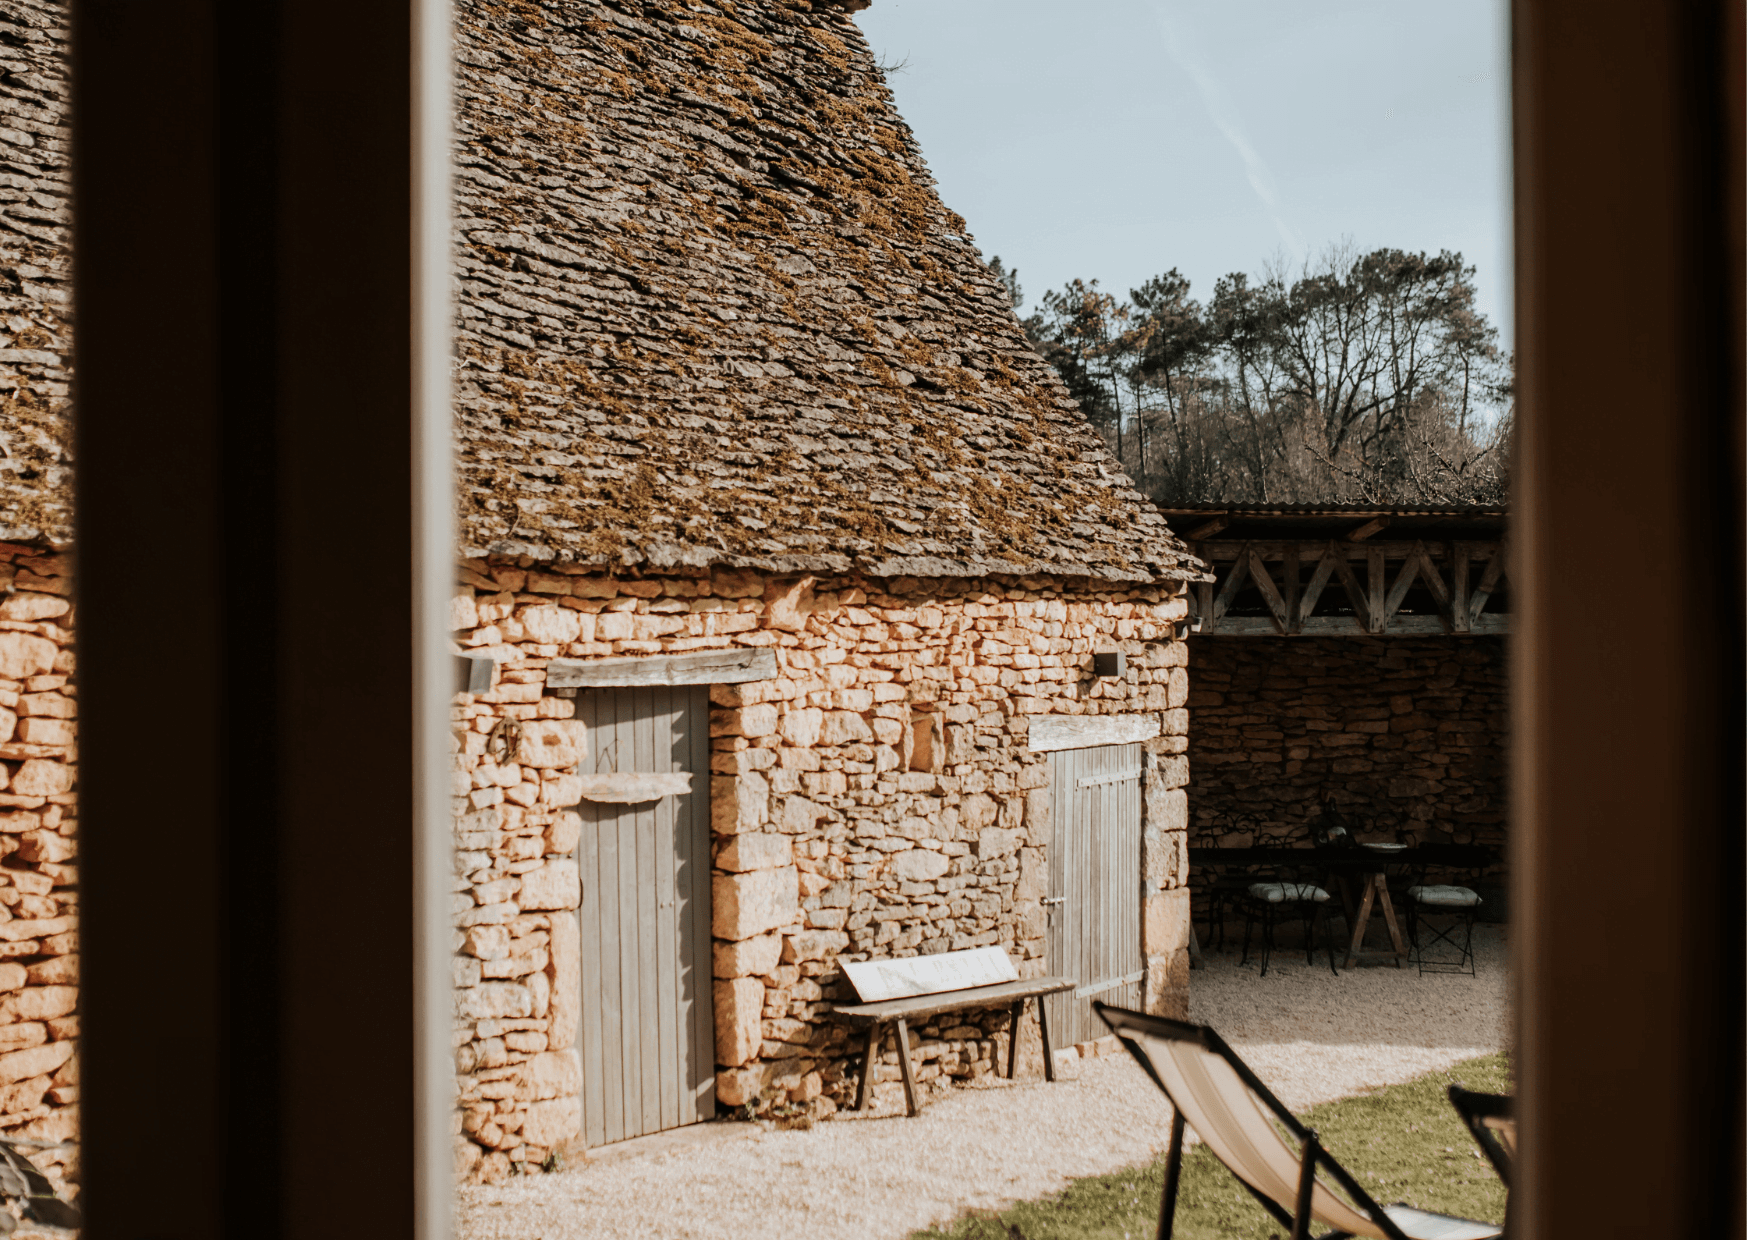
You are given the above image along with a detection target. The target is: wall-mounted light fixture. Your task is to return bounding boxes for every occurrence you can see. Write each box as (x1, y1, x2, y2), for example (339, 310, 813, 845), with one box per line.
(1092, 651, 1127, 678)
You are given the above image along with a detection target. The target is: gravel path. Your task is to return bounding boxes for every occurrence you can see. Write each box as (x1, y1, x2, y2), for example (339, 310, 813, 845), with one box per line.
(456, 927, 1509, 1240)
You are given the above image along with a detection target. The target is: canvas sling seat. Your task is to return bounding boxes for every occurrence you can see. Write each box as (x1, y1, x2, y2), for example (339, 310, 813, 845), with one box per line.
(1249, 882, 1333, 903)
(1095, 1003, 1505, 1240)
(1407, 885, 1482, 908)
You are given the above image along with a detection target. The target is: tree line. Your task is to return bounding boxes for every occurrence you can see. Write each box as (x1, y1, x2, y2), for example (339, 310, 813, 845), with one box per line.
(989, 246, 1513, 506)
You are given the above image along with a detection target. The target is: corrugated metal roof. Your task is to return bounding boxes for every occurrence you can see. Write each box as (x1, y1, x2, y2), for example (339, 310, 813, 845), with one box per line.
(1156, 503, 1507, 519)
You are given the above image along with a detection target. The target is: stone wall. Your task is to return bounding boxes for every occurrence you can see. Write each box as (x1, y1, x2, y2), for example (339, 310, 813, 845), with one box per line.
(450, 556, 1192, 1182)
(0, 543, 77, 1187)
(1185, 636, 1507, 862)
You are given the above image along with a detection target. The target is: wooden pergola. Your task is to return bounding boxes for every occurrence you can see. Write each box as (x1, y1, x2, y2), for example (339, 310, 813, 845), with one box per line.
(1160, 505, 1509, 637)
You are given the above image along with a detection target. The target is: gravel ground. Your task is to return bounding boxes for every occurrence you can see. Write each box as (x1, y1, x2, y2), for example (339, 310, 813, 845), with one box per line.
(456, 926, 1509, 1240)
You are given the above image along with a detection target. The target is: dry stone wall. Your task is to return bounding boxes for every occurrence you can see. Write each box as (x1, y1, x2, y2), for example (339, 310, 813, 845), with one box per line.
(0, 542, 76, 1187)
(1186, 636, 1507, 863)
(450, 555, 1192, 1182)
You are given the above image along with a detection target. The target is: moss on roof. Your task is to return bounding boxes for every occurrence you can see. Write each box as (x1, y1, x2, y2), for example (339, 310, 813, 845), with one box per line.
(455, 0, 1200, 584)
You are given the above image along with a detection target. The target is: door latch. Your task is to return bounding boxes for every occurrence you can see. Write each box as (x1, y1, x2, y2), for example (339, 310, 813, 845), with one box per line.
(1041, 896, 1066, 906)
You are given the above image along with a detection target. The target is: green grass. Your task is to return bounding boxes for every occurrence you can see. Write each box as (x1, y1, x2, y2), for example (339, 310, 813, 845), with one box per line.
(913, 1054, 1511, 1240)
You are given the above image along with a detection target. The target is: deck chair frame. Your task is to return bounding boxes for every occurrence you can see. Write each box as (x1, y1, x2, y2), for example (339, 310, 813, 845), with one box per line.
(1097, 1002, 1440, 1240)
(1447, 1084, 1514, 1209)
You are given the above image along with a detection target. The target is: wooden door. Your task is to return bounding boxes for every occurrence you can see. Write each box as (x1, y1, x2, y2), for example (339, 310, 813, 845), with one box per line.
(1044, 743, 1144, 1046)
(572, 685, 714, 1146)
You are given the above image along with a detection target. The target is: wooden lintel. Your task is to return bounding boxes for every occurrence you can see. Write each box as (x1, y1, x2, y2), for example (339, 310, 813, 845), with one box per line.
(1029, 713, 1162, 752)
(1346, 516, 1391, 542)
(1196, 539, 1502, 562)
(546, 646, 778, 689)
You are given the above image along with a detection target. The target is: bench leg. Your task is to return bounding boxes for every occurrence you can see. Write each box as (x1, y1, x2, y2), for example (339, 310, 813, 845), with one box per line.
(855, 1022, 882, 1111)
(894, 1018, 921, 1116)
(1039, 994, 1057, 1083)
(1006, 999, 1025, 1079)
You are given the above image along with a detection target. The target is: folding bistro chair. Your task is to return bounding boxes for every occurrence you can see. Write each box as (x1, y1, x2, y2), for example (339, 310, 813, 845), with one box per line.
(1096, 1003, 1504, 1240)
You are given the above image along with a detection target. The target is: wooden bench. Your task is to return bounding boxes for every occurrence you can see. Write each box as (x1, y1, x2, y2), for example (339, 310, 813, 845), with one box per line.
(832, 950, 1076, 1117)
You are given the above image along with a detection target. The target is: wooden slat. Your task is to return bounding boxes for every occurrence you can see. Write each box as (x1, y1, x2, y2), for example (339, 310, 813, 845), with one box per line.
(634, 689, 661, 1135)
(652, 691, 679, 1132)
(1366, 547, 1386, 633)
(577, 691, 606, 1147)
(1469, 541, 1508, 626)
(833, 975, 1076, 1023)
(685, 686, 714, 1121)
(1346, 515, 1391, 542)
(1331, 552, 1372, 633)
(546, 647, 777, 690)
(1282, 544, 1301, 635)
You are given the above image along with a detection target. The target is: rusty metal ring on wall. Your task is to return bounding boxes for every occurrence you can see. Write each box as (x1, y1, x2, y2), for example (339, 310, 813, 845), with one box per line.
(486, 717, 522, 766)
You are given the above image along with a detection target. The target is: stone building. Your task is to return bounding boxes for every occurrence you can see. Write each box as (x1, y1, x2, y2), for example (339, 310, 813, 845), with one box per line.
(0, 0, 1209, 1192)
(1163, 505, 1509, 904)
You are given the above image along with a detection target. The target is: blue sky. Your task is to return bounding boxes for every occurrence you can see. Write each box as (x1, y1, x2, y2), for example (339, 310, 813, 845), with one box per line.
(855, 0, 1513, 343)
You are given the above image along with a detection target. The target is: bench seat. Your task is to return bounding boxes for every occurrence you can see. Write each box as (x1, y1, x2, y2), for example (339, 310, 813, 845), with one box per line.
(832, 974, 1077, 1115)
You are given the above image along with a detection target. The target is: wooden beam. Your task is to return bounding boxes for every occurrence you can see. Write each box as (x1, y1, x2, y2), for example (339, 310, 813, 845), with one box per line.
(1469, 543, 1507, 626)
(1382, 543, 1424, 622)
(546, 646, 778, 689)
(1450, 541, 1472, 634)
(1183, 514, 1229, 540)
(1282, 543, 1301, 635)
(1297, 543, 1341, 625)
(1194, 614, 1509, 636)
(1245, 546, 1290, 633)
(1210, 545, 1251, 621)
(1331, 553, 1372, 633)
(1196, 539, 1502, 562)
(1195, 580, 1213, 633)
(1366, 547, 1386, 633)
(1346, 515, 1391, 542)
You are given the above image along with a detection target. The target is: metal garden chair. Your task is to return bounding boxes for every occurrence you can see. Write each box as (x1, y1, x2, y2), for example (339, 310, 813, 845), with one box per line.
(1095, 1003, 1505, 1240)
(1239, 867, 1339, 977)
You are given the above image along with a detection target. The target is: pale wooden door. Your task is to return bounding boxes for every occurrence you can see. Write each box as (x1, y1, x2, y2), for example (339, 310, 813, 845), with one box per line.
(572, 685, 714, 1146)
(1044, 743, 1144, 1046)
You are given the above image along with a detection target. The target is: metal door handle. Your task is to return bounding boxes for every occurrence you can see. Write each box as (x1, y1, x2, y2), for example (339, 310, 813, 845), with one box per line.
(1042, 896, 1066, 906)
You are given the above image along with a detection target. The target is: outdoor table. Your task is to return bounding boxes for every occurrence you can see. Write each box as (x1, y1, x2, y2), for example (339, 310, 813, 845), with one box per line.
(1188, 845, 1496, 970)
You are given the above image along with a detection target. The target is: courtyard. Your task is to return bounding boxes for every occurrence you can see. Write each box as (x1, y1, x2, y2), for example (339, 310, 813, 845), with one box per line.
(457, 928, 1508, 1240)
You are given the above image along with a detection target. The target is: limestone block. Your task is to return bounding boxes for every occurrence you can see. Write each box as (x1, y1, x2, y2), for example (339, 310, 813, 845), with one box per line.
(1016, 899, 1047, 941)
(520, 1096, 582, 1149)
(711, 771, 769, 834)
(542, 774, 584, 808)
(713, 703, 779, 738)
(712, 866, 798, 940)
(781, 928, 848, 963)
(16, 718, 71, 746)
(0, 986, 74, 1024)
(0, 595, 66, 623)
(513, 1048, 582, 1101)
(18, 693, 72, 720)
(1024, 787, 1051, 847)
(778, 795, 822, 834)
(1146, 787, 1188, 833)
(529, 969, 551, 1018)
(715, 1066, 763, 1108)
(819, 711, 873, 745)
(517, 605, 582, 646)
(890, 849, 950, 883)
(545, 812, 582, 856)
(1143, 831, 1188, 888)
(717, 833, 792, 873)
(0, 1041, 71, 1087)
(518, 719, 587, 770)
(714, 977, 764, 1065)
(518, 860, 581, 911)
(960, 793, 998, 833)
(547, 912, 581, 1051)
(977, 827, 1020, 859)
(0, 635, 54, 682)
(1015, 848, 1045, 901)
(764, 576, 816, 632)
(1143, 889, 1192, 955)
(778, 707, 823, 747)
(1150, 754, 1190, 791)
(1145, 950, 1191, 1021)
(464, 925, 511, 960)
(0, 964, 25, 992)
(458, 982, 533, 1020)
(713, 933, 783, 979)
(10, 761, 68, 798)
(1165, 666, 1190, 709)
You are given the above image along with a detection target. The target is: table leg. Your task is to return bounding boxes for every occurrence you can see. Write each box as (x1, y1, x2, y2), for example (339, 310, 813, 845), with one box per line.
(894, 1017, 921, 1116)
(1006, 999, 1026, 1079)
(855, 1022, 881, 1110)
(1343, 875, 1378, 969)
(1376, 881, 1409, 967)
(1039, 993, 1057, 1082)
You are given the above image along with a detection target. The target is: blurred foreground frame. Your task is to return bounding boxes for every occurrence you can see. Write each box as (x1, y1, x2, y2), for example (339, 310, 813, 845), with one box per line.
(57, 2, 1744, 1240)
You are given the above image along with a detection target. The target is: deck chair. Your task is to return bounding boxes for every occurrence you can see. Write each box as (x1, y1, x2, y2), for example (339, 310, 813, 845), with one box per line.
(1447, 1085, 1514, 1188)
(1095, 1003, 1504, 1240)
